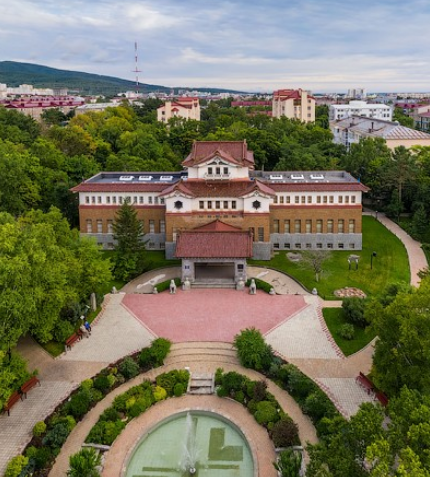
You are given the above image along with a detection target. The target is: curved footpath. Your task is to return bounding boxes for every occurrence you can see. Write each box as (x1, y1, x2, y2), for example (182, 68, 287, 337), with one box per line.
(50, 354, 318, 477)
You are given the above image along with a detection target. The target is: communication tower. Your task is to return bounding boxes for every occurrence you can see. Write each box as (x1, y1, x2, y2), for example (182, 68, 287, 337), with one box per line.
(132, 41, 142, 96)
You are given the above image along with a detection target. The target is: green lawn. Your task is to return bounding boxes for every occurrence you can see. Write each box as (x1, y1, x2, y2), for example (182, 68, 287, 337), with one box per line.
(250, 216, 410, 299)
(322, 308, 376, 356)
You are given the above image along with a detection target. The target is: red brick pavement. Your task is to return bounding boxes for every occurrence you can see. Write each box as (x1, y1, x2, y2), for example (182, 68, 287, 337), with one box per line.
(122, 289, 307, 343)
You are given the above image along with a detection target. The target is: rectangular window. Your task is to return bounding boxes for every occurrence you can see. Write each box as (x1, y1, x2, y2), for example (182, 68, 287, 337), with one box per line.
(284, 243, 291, 249)
(286, 196, 290, 204)
(350, 243, 355, 249)
(280, 196, 284, 204)
(97, 220, 102, 233)
(224, 201, 228, 209)
(208, 167, 213, 175)
(86, 220, 92, 233)
(327, 243, 333, 249)
(160, 220, 165, 233)
(249, 227, 255, 241)
(149, 220, 155, 233)
(133, 196, 137, 204)
(139, 196, 144, 204)
(107, 220, 113, 234)
(106, 196, 111, 204)
(295, 243, 301, 249)
(323, 196, 328, 204)
(126, 196, 131, 203)
(351, 196, 356, 204)
(316, 219, 322, 233)
(338, 243, 344, 249)
(274, 196, 278, 204)
(294, 219, 301, 233)
(284, 219, 290, 233)
(273, 220, 279, 233)
(301, 196, 306, 204)
(216, 201, 220, 209)
(207, 201, 212, 209)
(91, 196, 96, 204)
(339, 195, 343, 204)
(112, 196, 117, 204)
(306, 243, 312, 249)
(317, 196, 321, 204)
(232, 201, 237, 209)
(338, 219, 344, 233)
(295, 196, 299, 204)
(148, 196, 153, 204)
(216, 166, 221, 175)
(223, 167, 228, 175)
(349, 219, 356, 233)
(119, 197, 123, 204)
(274, 243, 280, 249)
(327, 219, 334, 233)
(173, 227, 177, 242)
(199, 201, 204, 210)
(305, 219, 312, 233)
(85, 196, 90, 204)
(329, 196, 334, 204)
(307, 196, 312, 203)
(160, 198, 165, 205)
(258, 227, 264, 241)
(345, 196, 350, 204)
(317, 243, 322, 249)
(154, 197, 159, 205)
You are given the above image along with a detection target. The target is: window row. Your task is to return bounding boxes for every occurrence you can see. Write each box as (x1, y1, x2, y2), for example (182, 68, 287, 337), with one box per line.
(86, 219, 165, 234)
(273, 243, 356, 250)
(272, 219, 356, 234)
(199, 200, 237, 210)
(273, 195, 356, 205)
(84, 195, 165, 205)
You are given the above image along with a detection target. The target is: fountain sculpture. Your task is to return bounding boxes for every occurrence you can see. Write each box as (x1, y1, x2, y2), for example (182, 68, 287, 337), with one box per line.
(180, 413, 200, 475)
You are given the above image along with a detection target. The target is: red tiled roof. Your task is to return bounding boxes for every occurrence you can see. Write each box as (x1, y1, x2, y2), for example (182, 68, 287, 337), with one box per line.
(175, 230, 253, 258)
(273, 89, 316, 101)
(192, 220, 243, 232)
(168, 179, 270, 198)
(182, 141, 255, 168)
(159, 180, 195, 197)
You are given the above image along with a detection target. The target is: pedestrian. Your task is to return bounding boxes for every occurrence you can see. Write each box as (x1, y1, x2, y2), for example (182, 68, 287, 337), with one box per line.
(80, 323, 89, 338)
(84, 320, 92, 335)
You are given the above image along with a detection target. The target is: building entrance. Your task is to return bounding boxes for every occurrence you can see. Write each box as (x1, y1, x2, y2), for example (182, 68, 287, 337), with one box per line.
(195, 262, 235, 280)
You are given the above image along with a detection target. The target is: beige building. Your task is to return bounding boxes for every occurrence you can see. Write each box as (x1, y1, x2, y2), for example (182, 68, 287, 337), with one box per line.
(330, 116, 430, 150)
(272, 89, 315, 122)
(157, 97, 200, 123)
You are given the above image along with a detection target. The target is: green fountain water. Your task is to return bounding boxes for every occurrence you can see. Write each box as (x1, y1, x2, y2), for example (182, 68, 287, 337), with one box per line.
(125, 411, 254, 477)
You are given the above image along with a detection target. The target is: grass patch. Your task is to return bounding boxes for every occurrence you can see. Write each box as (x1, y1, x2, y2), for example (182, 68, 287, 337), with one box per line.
(250, 216, 410, 299)
(322, 308, 376, 356)
(43, 341, 65, 357)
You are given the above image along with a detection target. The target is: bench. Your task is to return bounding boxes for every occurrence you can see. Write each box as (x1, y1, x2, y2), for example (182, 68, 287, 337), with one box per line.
(20, 376, 41, 399)
(65, 330, 83, 351)
(374, 391, 389, 407)
(355, 372, 375, 395)
(4, 391, 22, 416)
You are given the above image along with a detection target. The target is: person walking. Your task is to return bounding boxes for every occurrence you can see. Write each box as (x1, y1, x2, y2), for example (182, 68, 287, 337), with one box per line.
(84, 320, 92, 335)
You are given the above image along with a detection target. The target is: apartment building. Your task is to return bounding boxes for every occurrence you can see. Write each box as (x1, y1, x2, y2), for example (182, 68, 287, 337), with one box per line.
(329, 101, 392, 121)
(272, 89, 315, 122)
(157, 97, 200, 122)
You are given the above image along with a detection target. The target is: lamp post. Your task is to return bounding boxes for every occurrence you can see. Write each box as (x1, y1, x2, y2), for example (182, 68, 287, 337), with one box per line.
(371, 251, 377, 270)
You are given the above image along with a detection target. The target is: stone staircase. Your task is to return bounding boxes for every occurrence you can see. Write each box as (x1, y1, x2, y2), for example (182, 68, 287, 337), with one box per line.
(191, 279, 236, 289)
(164, 342, 240, 369)
(187, 372, 215, 395)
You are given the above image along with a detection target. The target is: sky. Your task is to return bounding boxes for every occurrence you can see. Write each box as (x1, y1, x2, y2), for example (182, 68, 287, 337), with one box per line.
(1, 0, 430, 93)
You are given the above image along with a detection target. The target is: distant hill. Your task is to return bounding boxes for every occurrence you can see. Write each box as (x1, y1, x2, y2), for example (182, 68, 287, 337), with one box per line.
(0, 61, 243, 96)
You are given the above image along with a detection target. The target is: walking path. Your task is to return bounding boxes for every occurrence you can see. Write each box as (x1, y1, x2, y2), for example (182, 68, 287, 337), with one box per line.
(1, 212, 427, 475)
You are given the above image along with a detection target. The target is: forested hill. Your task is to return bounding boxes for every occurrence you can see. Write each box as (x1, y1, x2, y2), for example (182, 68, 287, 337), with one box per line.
(0, 61, 243, 96)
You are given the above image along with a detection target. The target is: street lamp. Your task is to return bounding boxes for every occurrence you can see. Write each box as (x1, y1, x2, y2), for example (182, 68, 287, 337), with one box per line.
(371, 251, 377, 270)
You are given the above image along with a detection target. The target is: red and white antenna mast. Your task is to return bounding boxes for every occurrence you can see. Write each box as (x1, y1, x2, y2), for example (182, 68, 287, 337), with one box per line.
(133, 41, 142, 97)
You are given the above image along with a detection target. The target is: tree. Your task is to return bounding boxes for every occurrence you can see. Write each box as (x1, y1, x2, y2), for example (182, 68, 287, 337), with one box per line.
(112, 200, 146, 281)
(298, 250, 332, 282)
(233, 328, 273, 371)
(393, 107, 415, 128)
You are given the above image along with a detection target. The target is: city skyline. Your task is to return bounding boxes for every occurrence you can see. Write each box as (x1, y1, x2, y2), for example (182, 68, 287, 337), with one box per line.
(1, 0, 429, 93)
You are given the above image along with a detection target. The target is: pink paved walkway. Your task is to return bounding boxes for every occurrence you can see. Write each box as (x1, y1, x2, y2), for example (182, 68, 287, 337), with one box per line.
(122, 290, 307, 342)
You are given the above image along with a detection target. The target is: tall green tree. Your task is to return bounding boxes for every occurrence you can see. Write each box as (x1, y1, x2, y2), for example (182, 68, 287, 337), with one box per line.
(112, 200, 146, 281)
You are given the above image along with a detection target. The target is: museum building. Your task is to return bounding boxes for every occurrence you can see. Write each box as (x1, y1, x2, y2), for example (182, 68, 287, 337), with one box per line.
(72, 141, 368, 283)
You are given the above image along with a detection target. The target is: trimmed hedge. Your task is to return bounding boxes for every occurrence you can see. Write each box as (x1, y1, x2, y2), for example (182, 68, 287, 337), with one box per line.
(155, 277, 181, 293)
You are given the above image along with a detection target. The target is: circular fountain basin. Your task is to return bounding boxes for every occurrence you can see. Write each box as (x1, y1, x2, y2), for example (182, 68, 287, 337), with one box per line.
(125, 410, 254, 477)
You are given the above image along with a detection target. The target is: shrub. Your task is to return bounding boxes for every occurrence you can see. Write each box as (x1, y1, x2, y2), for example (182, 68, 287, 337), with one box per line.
(247, 399, 257, 414)
(234, 390, 245, 403)
(149, 338, 172, 366)
(66, 389, 91, 419)
(274, 448, 302, 477)
(281, 364, 315, 400)
(42, 422, 70, 448)
(303, 390, 336, 423)
(53, 320, 75, 343)
(342, 297, 368, 328)
(80, 379, 94, 391)
(174, 383, 185, 397)
(89, 388, 103, 403)
(33, 421, 47, 437)
(138, 347, 153, 368)
(253, 380, 268, 402)
(153, 385, 167, 401)
(271, 416, 300, 447)
(339, 323, 355, 340)
(233, 328, 273, 371)
(99, 407, 121, 422)
(119, 357, 139, 379)
(86, 419, 126, 446)
(68, 447, 101, 477)
(217, 386, 228, 398)
(93, 375, 111, 393)
(222, 371, 246, 394)
(4, 455, 29, 477)
(49, 415, 76, 433)
(254, 401, 279, 426)
(156, 372, 177, 395)
(128, 396, 151, 418)
(215, 368, 224, 386)
(26, 445, 52, 470)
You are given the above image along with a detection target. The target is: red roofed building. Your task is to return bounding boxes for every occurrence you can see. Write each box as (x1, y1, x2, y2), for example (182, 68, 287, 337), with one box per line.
(272, 89, 315, 122)
(157, 97, 200, 122)
(72, 140, 367, 284)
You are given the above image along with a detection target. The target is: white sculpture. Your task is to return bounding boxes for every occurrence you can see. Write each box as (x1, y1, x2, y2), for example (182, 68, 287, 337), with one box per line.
(249, 279, 257, 295)
(170, 279, 177, 294)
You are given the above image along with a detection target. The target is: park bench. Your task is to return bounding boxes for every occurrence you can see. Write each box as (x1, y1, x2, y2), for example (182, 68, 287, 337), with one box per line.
(65, 330, 83, 351)
(20, 375, 41, 399)
(355, 372, 375, 395)
(4, 391, 22, 416)
(374, 391, 389, 407)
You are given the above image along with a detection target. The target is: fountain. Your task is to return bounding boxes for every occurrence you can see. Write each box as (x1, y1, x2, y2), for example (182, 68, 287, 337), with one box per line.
(180, 413, 200, 475)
